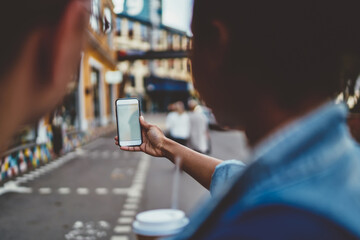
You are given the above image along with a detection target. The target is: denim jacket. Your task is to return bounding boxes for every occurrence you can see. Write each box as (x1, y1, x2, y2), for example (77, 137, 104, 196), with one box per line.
(171, 102, 360, 239)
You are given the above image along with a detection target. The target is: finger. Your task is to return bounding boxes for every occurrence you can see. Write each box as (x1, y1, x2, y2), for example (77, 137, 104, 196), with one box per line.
(115, 141, 119, 145)
(139, 116, 151, 129)
(120, 146, 141, 152)
(141, 130, 146, 141)
(133, 146, 141, 151)
(114, 136, 118, 141)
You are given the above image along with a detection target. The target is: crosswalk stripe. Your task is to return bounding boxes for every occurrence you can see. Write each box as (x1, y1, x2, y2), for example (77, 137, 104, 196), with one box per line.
(113, 225, 131, 233)
(110, 236, 129, 240)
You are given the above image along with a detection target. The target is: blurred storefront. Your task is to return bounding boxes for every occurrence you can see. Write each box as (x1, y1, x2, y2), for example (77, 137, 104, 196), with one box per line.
(114, 0, 193, 112)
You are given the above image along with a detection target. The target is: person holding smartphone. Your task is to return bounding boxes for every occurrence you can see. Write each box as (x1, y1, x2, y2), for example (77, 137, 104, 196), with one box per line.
(116, 0, 360, 239)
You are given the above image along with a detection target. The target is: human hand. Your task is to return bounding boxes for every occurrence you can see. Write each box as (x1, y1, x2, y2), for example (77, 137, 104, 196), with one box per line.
(114, 116, 166, 157)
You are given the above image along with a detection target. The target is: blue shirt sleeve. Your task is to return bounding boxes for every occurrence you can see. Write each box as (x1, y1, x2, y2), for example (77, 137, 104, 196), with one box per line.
(210, 160, 246, 196)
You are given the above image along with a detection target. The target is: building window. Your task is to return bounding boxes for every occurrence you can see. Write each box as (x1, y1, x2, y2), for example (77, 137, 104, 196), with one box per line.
(187, 38, 192, 51)
(180, 59, 184, 71)
(167, 33, 173, 50)
(104, 8, 112, 33)
(91, 67, 101, 126)
(179, 37, 182, 50)
(141, 25, 149, 42)
(187, 59, 192, 73)
(128, 21, 134, 39)
(107, 84, 113, 116)
(156, 31, 161, 46)
(169, 59, 174, 69)
(90, 0, 100, 32)
(116, 18, 122, 36)
(104, 7, 113, 47)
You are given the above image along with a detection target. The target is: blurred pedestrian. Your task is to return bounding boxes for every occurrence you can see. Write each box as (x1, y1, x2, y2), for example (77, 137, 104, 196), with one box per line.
(0, 0, 89, 153)
(166, 101, 190, 146)
(116, 0, 360, 239)
(187, 100, 210, 154)
(50, 107, 65, 156)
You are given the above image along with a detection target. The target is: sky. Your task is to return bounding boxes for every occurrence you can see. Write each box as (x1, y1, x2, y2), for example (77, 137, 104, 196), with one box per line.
(112, 0, 193, 34)
(162, 0, 193, 34)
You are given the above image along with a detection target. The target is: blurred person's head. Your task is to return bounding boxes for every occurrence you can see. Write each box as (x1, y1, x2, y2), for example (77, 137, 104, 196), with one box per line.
(168, 103, 176, 112)
(176, 101, 185, 114)
(188, 99, 198, 112)
(191, 0, 360, 145)
(0, 0, 90, 150)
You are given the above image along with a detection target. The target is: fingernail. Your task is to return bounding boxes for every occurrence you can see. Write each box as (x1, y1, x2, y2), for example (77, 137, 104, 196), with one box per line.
(140, 116, 144, 120)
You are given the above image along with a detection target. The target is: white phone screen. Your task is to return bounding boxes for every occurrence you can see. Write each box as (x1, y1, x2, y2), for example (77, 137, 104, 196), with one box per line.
(117, 103, 141, 142)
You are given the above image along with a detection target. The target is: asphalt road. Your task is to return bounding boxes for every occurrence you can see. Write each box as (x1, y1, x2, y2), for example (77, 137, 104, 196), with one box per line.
(0, 118, 249, 240)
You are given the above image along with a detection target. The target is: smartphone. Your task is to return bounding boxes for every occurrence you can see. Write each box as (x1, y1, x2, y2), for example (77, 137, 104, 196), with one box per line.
(115, 98, 142, 147)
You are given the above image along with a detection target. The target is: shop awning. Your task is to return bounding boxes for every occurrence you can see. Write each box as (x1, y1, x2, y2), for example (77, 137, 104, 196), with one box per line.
(117, 50, 189, 61)
(145, 76, 189, 92)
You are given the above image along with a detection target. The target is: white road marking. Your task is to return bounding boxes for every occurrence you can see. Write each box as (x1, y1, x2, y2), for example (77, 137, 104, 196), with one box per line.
(15, 177, 28, 183)
(112, 188, 129, 195)
(118, 217, 133, 224)
(112, 156, 150, 239)
(123, 203, 138, 210)
(110, 236, 129, 240)
(23, 174, 35, 180)
(65, 220, 110, 240)
(32, 171, 41, 177)
(121, 210, 136, 217)
(0, 181, 32, 195)
(39, 188, 52, 194)
(58, 188, 71, 194)
(76, 188, 89, 195)
(95, 188, 109, 195)
(127, 190, 142, 198)
(131, 183, 144, 191)
(36, 168, 47, 174)
(126, 197, 140, 203)
(133, 178, 144, 183)
(113, 225, 131, 233)
(75, 148, 86, 156)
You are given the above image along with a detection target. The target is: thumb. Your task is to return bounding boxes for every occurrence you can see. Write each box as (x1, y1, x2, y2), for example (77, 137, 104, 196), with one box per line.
(140, 116, 151, 129)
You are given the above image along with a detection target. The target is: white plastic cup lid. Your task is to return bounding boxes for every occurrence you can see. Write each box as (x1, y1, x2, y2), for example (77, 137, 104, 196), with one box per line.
(133, 209, 189, 236)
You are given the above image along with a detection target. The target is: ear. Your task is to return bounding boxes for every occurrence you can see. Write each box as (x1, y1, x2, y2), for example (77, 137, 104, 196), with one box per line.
(50, 0, 89, 91)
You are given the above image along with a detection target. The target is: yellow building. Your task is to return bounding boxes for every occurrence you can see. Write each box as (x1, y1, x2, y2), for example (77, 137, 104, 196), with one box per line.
(78, 0, 118, 131)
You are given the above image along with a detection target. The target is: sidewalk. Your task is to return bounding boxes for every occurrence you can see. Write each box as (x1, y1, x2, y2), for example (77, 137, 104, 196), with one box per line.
(0, 124, 116, 184)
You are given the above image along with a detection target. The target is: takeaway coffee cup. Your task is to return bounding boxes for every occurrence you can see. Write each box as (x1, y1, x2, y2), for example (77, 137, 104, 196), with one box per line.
(133, 209, 189, 240)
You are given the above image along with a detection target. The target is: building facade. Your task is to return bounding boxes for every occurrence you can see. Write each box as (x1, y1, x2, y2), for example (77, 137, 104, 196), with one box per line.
(114, 0, 193, 112)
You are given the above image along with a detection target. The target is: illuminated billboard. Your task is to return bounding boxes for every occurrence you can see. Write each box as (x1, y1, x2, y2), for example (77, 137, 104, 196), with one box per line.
(113, 0, 151, 23)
